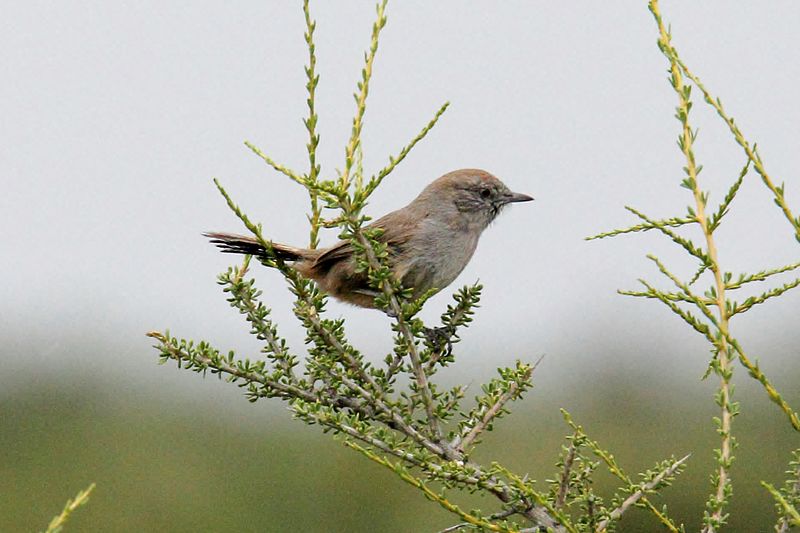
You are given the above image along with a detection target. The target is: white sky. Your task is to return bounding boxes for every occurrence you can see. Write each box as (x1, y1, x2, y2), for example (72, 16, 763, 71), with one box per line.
(2, 2, 798, 406)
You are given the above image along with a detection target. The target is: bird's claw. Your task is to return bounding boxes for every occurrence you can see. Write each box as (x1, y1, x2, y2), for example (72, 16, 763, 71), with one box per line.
(423, 326, 456, 359)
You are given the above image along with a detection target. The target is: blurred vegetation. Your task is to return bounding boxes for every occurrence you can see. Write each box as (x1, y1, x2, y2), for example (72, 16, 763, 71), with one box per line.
(1, 360, 796, 532)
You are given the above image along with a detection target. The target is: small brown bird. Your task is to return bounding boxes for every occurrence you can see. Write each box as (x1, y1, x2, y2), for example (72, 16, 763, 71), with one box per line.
(206, 169, 533, 308)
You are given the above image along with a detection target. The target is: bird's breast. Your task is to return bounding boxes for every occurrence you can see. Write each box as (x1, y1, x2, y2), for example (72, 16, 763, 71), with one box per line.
(402, 217, 481, 293)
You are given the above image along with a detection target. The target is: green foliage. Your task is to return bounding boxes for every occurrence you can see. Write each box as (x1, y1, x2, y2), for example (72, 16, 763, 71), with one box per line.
(588, 0, 800, 530)
(763, 449, 800, 531)
(148, 1, 688, 530)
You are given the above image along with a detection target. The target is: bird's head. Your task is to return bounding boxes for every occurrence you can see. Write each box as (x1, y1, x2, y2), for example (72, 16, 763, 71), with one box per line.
(423, 169, 534, 229)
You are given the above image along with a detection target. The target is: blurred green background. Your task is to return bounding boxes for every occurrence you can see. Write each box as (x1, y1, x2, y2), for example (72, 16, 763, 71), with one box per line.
(2, 338, 797, 531)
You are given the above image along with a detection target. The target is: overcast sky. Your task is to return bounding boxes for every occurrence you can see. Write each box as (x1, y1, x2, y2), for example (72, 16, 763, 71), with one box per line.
(2, 2, 798, 404)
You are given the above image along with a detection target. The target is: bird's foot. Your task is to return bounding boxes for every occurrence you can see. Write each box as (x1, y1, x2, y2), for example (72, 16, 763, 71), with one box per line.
(422, 325, 456, 359)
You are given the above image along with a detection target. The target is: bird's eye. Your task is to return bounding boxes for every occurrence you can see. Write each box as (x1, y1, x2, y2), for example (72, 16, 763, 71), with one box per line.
(480, 188, 491, 199)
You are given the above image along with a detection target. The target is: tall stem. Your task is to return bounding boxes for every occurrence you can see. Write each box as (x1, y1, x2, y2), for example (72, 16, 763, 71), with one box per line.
(649, 2, 734, 529)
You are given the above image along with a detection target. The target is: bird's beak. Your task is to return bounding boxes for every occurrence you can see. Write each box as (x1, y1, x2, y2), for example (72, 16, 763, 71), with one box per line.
(504, 191, 534, 203)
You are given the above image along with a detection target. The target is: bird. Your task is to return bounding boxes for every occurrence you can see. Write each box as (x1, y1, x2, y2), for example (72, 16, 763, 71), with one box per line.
(205, 168, 533, 309)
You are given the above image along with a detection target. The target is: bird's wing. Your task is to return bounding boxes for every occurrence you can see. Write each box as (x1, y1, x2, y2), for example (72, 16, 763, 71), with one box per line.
(312, 209, 419, 272)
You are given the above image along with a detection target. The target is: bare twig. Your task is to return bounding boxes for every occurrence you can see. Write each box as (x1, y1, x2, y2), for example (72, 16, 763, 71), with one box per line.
(555, 440, 578, 510)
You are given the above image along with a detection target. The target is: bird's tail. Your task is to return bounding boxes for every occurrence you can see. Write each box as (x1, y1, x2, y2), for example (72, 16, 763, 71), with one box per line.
(204, 232, 309, 262)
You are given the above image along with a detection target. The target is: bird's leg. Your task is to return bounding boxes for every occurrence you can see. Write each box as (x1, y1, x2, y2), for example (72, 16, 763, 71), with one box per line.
(382, 305, 454, 363)
(422, 325, 456, 361)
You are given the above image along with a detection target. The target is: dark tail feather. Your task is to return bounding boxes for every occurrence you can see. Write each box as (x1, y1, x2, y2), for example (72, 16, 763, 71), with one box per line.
(203, 232, 306, 262)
